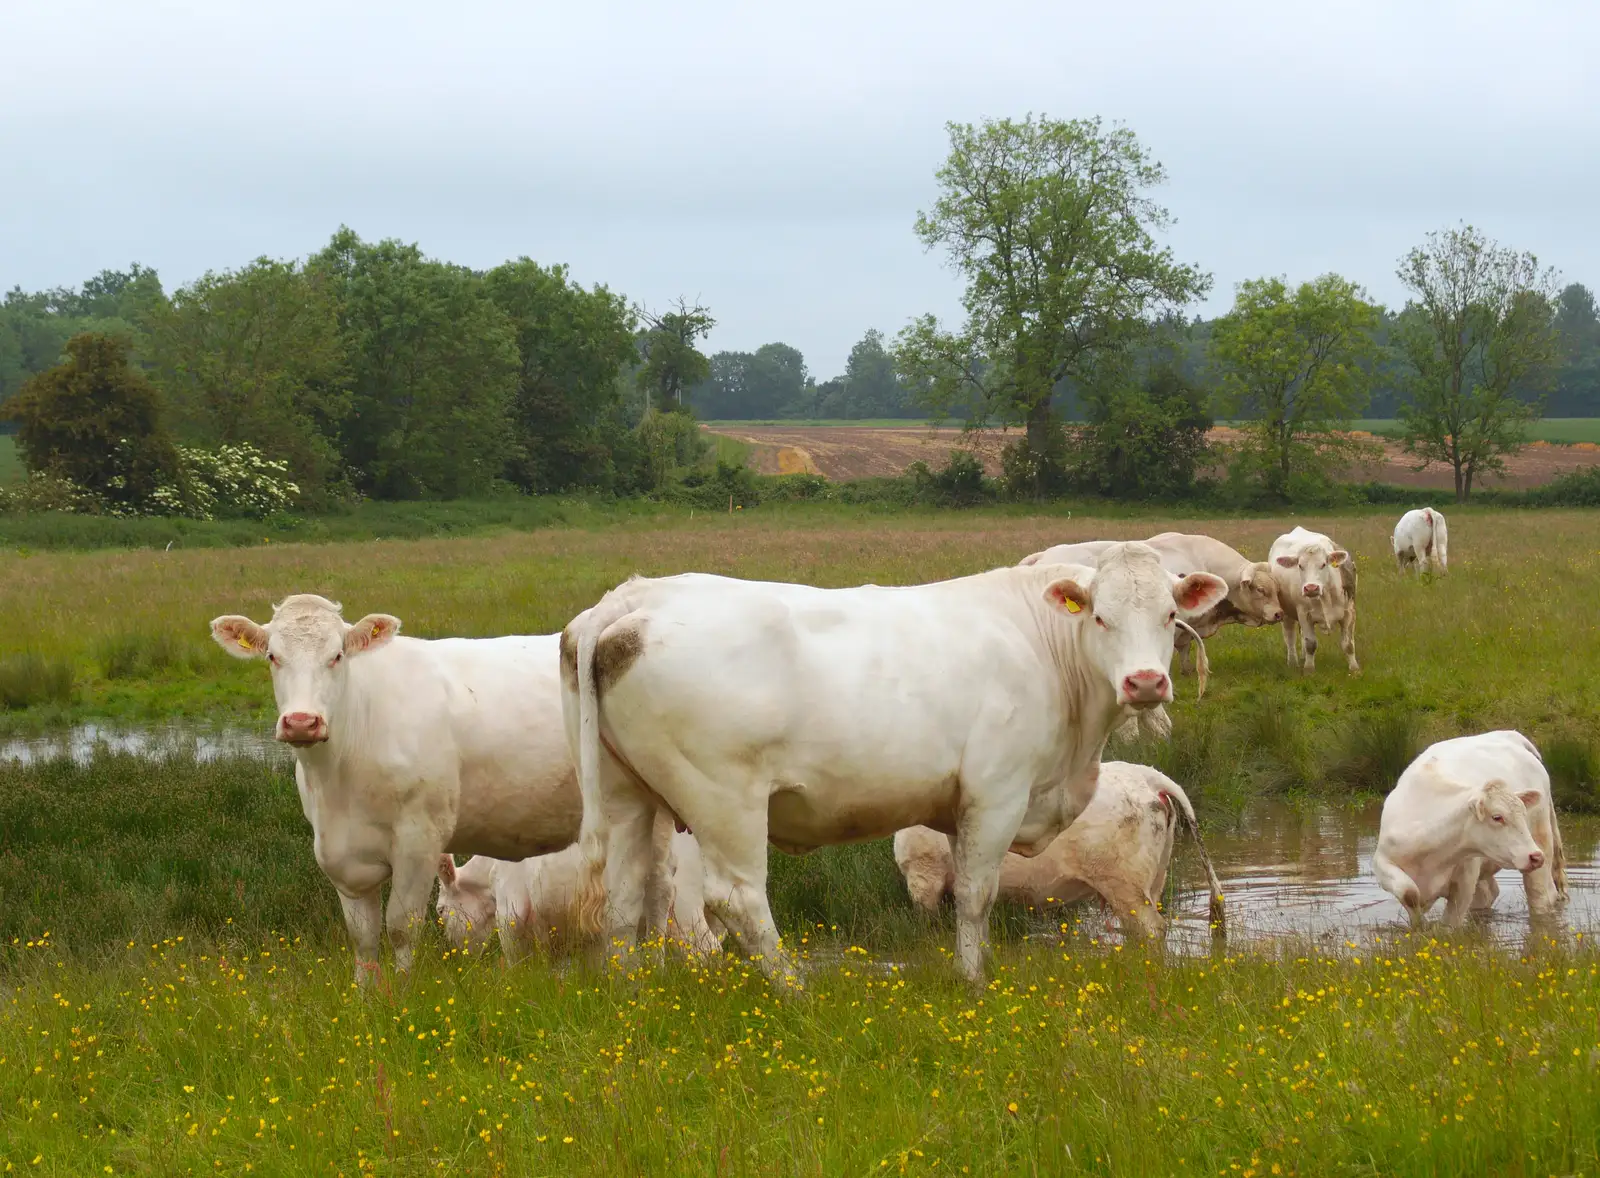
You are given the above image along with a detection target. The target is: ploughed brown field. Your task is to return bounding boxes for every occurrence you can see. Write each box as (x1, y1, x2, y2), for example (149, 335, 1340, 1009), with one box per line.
(709, 423, 1600, 489)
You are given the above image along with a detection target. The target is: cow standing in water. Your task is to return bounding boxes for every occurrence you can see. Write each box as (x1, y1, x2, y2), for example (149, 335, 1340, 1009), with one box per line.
(561, 543, 1227, 984)
(1392, 508, 1449, 575)
(1373, 730, 1566, 928)
(210, 595, 630, 985)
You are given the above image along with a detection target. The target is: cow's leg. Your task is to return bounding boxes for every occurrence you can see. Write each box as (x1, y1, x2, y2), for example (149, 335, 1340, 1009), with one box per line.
(1280, 615, 1300, 668)
(950, 803, 1025, 984)
(1442, 860, 1483, 928)
(1523, 809, 1560, 915)
(384, 852, 441, 974)
(599, 789, 657, 960)
(1471, 868, 1500, 911)
(641, 809, 677, 945)
(1298, 609, 1318, 674)
(1338, 606, 1359, 675)
(338, 888, 384, 987)
(1373, 848, 1425, 928)
(697, 815, 793, 984)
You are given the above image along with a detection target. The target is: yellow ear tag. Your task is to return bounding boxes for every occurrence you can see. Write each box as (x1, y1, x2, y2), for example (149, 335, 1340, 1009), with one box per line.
(238, 633, 252, 650)
(1063, 598, 1082, 614)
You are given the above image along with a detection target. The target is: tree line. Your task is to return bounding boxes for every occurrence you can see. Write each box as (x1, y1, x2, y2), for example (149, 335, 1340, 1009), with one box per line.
(5, 118, 1599, 511)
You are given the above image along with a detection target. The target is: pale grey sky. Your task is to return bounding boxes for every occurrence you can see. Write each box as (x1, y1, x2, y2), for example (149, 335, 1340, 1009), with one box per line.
(2, 0, 1595, 376)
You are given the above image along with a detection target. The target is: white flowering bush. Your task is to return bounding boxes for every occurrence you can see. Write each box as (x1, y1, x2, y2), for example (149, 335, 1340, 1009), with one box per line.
(0, 471, 109, 515)
(151, 444, 301, 520)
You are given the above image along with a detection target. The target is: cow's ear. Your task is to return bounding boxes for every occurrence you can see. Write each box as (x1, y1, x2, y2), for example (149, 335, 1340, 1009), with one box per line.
(1043, 578, 1092, 617)
(1274, 555, 1297, 568)
(437, 855, 457, 886)
(1172, 572, 1228, 617)
(1517, 789, 1543, 810)
(344, 613, 400, 656)
(211, 615, 268, 660)
(1329, 549, 1350, 567)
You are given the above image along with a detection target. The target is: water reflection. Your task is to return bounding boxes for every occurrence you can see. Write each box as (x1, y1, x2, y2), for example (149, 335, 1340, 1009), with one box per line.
(0, 723, 279, 766)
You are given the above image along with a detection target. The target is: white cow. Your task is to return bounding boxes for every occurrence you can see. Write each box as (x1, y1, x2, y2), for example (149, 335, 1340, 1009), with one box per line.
(1023, 532, 1285, 666)
(437, 818, 724, 961)
(894, 761, 1226, 939)
(1392, 508, 1449, 575)
(209, 595, 594, 985)
(1373, 730, 1567, 927)
(1268, 526, 1359, 674)
(561, 543, 1228, 983)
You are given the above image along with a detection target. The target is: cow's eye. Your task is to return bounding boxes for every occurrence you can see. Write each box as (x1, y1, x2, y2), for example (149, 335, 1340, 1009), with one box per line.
(1093, 614, 1107, 629)
(330, 652, 343, 667)
(266, 652, 277, 667)
(1492, 814, 1505, 824)
(1167, 610, 1177, 624)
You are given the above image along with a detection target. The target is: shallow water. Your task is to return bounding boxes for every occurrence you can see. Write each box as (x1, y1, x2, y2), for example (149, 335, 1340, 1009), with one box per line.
(0, 723, 278, 765)
(1150, 799, 1600, 955)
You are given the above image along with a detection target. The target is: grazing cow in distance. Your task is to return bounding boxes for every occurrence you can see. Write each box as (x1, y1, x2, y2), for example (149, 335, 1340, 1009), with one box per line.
(209, 595, 602, 985)
(1373, 730, 1567, 928)
(437, 815, 723, 962)
(1268, 526, 1359, 675)
(894, 761, 1226, 939)
(1393, 508, 1449, 575)
(561, 544, 1228, 984)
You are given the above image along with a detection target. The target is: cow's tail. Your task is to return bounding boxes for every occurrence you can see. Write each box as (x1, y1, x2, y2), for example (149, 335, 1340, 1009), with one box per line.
(568, 588, 639, 937)
(1161, 781, 1225, 929)
(1173, 619, 1209, 700)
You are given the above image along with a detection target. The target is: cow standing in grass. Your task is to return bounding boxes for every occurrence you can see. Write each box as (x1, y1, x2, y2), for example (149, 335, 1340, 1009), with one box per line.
(1392, 508, 1449, 575)
(210, 595, 628, 985)
(561, 543, 1227, 984)
(1268, 526, 1359, 675)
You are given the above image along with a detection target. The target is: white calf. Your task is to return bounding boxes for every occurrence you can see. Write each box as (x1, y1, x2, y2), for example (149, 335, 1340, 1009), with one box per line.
(1393, 508, 1449, 575)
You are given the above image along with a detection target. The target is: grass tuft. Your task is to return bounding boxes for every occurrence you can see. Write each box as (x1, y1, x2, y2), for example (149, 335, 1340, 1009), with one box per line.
(1544, 736, 1600, 814)
(0, 652, 74, 710)
(1324, 707, 1425, 795)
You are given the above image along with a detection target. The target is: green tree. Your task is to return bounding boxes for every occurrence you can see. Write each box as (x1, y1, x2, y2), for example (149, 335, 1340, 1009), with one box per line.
(637, 300, 715, 412)
(1394, 225, 1560, 501)
(0, 265, 165, 401)
(4, 332, 178, 509)
(483, 259, 638, 492)
(312, 229, 519, 499)
(1550, 283, 1600, 416)
(822, 329, 912, 419)
(893, 115, 1208, 483)
(147, 258, 350, 497)
(1208, 274, 1380, 499)
(1058, 362, 1213, 500)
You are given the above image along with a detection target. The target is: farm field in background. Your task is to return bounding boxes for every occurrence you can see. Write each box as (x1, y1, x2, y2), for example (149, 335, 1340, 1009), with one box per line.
(705, 420, 1600, 488)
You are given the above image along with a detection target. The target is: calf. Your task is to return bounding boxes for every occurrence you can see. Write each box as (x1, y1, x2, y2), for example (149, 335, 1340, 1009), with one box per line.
(1373, 730, 1567, 928)
(210, 595, 597, 985)
(437, 816, 723, 961)
(1268, 526, 1359, 674)
(1392, 508, 1449, 575)
(894, 762, 1225, 939)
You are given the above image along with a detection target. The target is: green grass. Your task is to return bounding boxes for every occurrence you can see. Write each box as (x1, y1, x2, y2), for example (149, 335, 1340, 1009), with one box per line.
(3, 753, 1599, 1175)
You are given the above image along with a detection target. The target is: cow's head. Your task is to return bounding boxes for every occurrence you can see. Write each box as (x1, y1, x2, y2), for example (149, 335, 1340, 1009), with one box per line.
(1467, 780, 1546, 874)
(209, 594, 399, 745)
(1235, 561, 1285, 625)
(435, 855, 497, 952)
(1043, 543, 1228, 710)
(1274, 540, 1349, 601)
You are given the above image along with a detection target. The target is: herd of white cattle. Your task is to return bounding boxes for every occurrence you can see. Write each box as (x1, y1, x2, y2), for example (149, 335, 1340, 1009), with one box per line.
(209, 502, 1567, 987)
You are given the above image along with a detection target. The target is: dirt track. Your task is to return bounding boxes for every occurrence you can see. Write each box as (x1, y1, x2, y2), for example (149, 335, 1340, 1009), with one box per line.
(708, 424, 1600, 491)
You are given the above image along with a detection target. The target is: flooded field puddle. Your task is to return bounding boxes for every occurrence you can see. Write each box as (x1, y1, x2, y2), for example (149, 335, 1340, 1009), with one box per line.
(1145, 799, 1600, 955)
(0, 723, 279, 765)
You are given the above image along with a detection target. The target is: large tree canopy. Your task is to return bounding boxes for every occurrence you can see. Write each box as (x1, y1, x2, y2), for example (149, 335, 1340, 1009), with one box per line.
(895, 114, 1209, 471)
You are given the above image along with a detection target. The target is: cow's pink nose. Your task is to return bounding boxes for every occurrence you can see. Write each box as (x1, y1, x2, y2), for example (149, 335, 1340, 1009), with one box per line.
(1302, 584, 1322, 597)
(1122, 671, 1169, 703)
(279, 712, 327, 743)
(1526, 850, 1545, 871)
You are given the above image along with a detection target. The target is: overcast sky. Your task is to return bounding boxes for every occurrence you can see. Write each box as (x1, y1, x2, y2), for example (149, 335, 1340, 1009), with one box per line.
(2, 0, 1595, 376)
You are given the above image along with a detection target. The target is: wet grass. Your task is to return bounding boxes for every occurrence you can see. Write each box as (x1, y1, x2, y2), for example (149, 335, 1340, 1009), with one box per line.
(0, 652, 74, 710)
